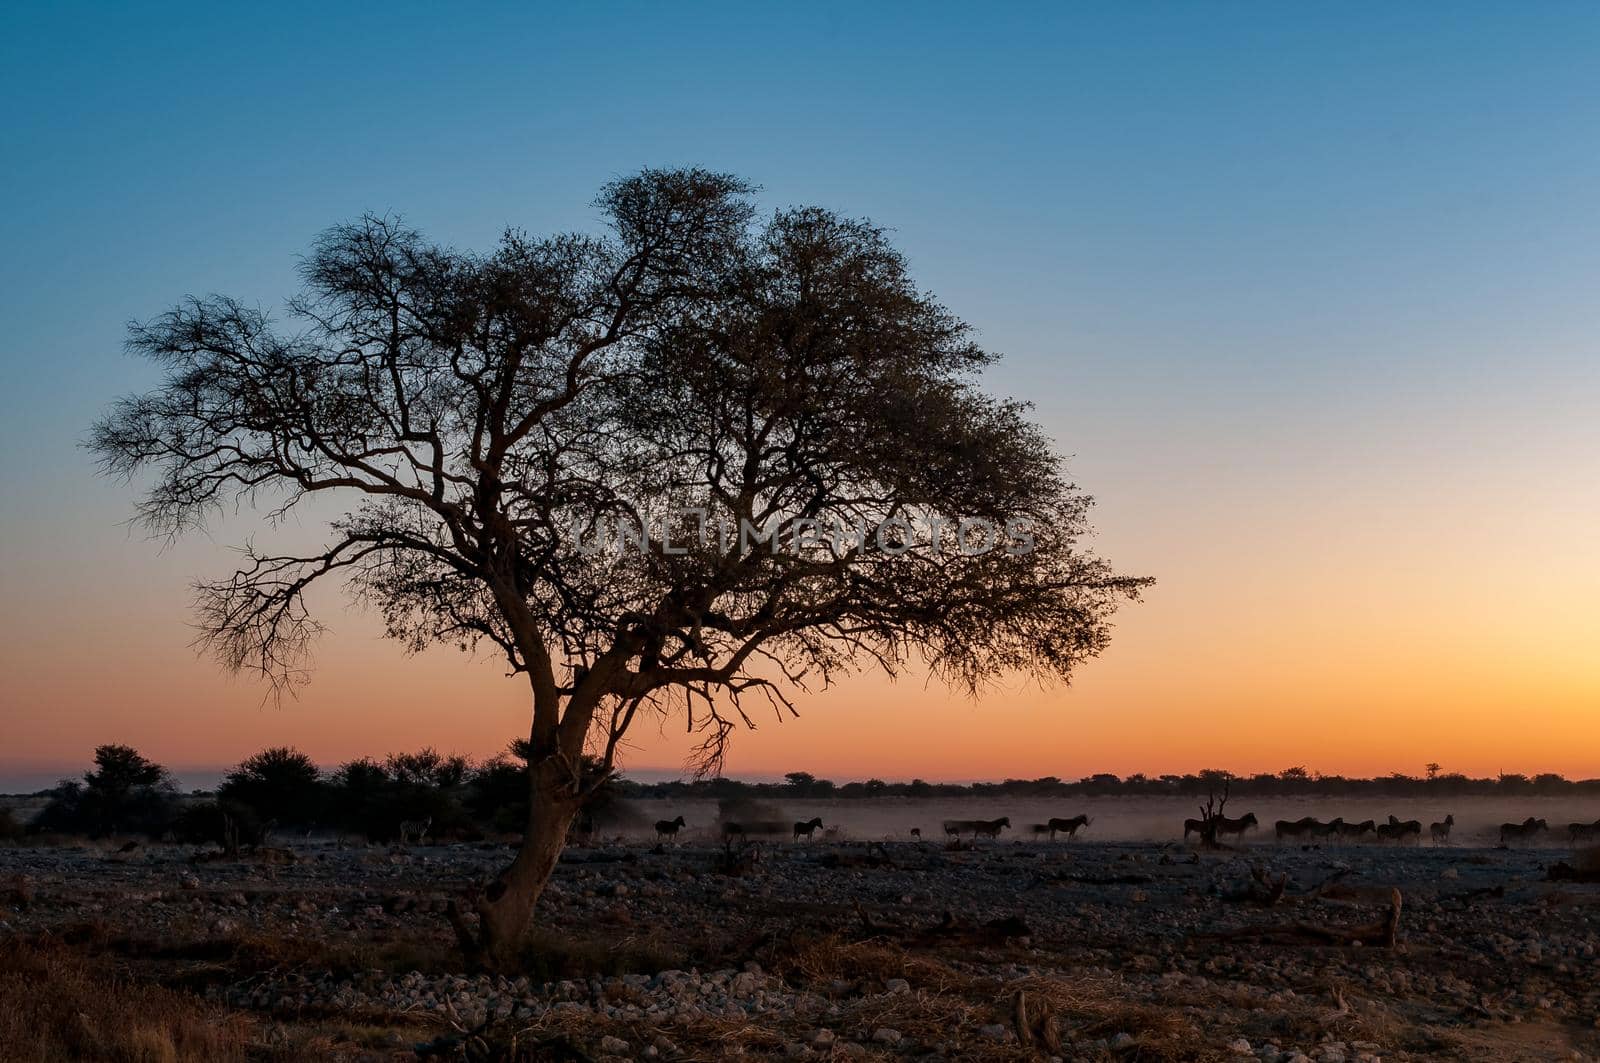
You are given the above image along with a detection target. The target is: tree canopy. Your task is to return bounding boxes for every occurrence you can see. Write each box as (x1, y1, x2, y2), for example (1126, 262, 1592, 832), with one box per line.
(92, 168, 1147, 779)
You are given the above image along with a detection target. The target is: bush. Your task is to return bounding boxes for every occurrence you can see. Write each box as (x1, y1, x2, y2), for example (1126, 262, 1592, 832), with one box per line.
(328, 751, 476, 842)
(218, 746, 324, 830)
(172, 800, 268, 850)
(467, 754, 528, 834)
(31, 745, 179, 838)
(328, 757, 391, 840)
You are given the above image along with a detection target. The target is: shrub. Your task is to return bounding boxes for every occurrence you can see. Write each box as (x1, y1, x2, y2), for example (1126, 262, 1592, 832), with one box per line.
(31, 745, 179, 838)
(218, 746, 324, 830)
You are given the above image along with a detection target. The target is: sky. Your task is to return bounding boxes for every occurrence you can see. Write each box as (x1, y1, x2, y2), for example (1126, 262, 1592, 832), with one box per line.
(3, 3, 1599, 790)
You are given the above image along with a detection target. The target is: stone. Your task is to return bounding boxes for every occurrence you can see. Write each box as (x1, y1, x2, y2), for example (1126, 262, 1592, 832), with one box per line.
(872, 1027, 902, 1044)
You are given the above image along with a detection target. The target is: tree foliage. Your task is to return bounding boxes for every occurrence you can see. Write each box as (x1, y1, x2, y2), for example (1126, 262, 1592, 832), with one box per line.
(91, 167, 1145, 780)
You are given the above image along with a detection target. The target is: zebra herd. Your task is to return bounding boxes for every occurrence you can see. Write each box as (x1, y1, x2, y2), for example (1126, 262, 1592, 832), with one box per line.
(640, 811, 1600, 847)
(394, 809, 1600, 848)
(1241, 813, 1595, 847)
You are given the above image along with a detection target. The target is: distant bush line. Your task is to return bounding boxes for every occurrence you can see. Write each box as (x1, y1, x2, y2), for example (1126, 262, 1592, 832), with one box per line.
(6, 751, 1596, 845)
(629, 767, 1600, 801)
(13, 743, 563, 846)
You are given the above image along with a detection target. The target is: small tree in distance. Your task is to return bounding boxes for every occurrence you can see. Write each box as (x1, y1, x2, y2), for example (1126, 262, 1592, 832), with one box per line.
(91, 168, 1147, 966)
(35, 744, 177, 838)
(783, 771, 816, 796)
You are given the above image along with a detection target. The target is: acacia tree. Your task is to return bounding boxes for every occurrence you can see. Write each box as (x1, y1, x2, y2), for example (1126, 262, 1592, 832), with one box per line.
(92, 168, 1147, 965)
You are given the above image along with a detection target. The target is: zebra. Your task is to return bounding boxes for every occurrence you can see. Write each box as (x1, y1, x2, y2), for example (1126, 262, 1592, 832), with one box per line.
(398, 815, 432, 847)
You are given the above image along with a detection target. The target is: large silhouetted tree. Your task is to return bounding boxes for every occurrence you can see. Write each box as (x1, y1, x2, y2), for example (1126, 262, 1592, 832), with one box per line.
(91, 168, 1147, 966)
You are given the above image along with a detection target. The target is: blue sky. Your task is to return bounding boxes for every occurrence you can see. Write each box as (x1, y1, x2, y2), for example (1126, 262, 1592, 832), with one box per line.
(3, 4, 1600, 788)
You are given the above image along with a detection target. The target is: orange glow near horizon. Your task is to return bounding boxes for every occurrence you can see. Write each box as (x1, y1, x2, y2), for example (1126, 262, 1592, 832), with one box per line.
(5, 443, 1600, 784)
(6, 379, 1600, 786)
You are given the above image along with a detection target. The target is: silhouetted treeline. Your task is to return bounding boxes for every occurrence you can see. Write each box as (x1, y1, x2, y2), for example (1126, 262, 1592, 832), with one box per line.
(17, 743, 623, 845)
(613, 767, 1600, 800)
(11, 752, 1600, 844)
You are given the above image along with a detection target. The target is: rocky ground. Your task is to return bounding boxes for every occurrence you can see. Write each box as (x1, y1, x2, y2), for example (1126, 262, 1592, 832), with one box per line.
(2, 836, 1598, 1061)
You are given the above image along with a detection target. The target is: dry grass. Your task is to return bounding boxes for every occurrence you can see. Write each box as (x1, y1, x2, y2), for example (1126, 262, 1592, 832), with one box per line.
(0, 940, 254, 1063)
(687, 934, 1226, 1060)
(774, 935, 969, 990)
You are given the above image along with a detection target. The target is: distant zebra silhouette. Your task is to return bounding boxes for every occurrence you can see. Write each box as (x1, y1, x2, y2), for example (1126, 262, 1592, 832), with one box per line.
(398, 815, 431, 847)
(1376, 816, 1421, 844)
(1335, 819, 1376, 841)
(722, 820, 788, 840)
(1275, 816, 1342, 842)
(942, 817, 1010, 839)
(793, 817, 825, 841)
(1429, 814, 1454, 845)
(1499, 817, 1547, 846)
(1567, 818, 1600, 845)
(1213, 812, 1259, 841)
(1047, 815, 1091, 841)
(655, 815, 686, 840)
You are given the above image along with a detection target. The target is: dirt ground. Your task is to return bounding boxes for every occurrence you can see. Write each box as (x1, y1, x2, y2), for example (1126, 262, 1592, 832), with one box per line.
(2, 812, 1599, 1061)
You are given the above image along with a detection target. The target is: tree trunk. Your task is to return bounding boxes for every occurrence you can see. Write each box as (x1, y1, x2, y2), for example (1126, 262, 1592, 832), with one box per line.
(457, 758, 582, 970)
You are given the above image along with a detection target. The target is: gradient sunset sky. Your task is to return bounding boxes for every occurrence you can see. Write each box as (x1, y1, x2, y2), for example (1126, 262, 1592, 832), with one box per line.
(3, 4, 1599, 789)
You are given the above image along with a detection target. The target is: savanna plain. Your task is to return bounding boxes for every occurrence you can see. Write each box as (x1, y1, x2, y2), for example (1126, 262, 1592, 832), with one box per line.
(3, 793, 1600, 1063)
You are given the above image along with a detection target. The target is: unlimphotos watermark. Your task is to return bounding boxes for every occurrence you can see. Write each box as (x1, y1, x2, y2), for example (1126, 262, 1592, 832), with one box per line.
(568, 511, 1036, 557)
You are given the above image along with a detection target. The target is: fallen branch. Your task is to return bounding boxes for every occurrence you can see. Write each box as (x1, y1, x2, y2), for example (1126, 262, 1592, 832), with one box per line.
(1192, 888, 1402, 948)
(854, 904, 1032, 947)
